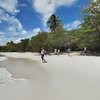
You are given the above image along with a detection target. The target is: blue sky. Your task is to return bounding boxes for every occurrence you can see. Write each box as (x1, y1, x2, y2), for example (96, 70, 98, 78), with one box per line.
(0, 0, 92, 45)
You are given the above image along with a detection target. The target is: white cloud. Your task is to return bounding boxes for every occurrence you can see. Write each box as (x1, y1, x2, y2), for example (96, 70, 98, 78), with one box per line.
(0, 10, 9, 22)
(0, 10, 28, 45)
(0, 0, 42, 45)
(0, 34, 8, 46)
(19, 4, 27, 7)
(32, 28, 41, 36)
(93, 0, 97, 2)
(14, 38, 25, 43)
(0, 0, 19, 14)
(64, 20, 81, 30)
(0, 31, 5, 35)
(14, 28, 41, 43)
(8, 16, 27, 35)
(0, 11, 27, 36)
(0, 8, 41, 45)
(0, 9, 27, 36)
(32, 0, 77, 25)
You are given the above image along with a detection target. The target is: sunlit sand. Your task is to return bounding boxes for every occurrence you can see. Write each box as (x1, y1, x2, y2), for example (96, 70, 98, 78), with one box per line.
(0, 52, 100, 100)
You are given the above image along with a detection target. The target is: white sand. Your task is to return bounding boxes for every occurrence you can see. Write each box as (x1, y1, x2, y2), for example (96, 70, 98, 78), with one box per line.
(0, 52, 100, 100)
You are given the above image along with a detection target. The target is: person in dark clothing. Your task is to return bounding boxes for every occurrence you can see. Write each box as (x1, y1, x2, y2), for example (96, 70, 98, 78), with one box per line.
(40, 48, 47, 63)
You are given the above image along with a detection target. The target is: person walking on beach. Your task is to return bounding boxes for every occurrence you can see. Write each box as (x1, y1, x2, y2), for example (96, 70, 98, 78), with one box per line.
(83, 46, 87, 55)
(54, 48, 57, 55)
(67, 48, 71, 56)
(40, 48, 47, 63)
(57, 49, 60, 55)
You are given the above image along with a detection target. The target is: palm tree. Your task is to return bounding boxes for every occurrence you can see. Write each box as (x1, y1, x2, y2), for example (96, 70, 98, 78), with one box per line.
(47, 14, 62, 31)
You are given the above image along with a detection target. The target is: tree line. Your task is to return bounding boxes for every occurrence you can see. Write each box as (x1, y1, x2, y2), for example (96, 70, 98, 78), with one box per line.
(0, 0, 100, 53)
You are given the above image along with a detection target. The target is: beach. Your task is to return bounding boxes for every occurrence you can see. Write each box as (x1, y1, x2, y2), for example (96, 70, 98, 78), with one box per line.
(0, 52, 100, 100)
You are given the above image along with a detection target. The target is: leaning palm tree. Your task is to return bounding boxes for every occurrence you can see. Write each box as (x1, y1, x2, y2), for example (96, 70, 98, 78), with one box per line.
(47, 14, 62, 31)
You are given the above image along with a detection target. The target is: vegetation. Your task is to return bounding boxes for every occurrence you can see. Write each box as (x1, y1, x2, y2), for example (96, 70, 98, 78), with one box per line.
(0, 0, 100, 53)
(47, 14, 62, 31)
(80, 0, 100, 52)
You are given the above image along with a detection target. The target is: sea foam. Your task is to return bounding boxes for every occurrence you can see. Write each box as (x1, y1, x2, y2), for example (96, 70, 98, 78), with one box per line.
(0, 68, 13, 86)
(0, 57, 7, 61)
(0, 68, 27, 87)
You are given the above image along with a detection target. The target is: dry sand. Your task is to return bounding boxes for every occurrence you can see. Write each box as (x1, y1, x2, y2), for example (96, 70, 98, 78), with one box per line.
(0, 52, 100, 100)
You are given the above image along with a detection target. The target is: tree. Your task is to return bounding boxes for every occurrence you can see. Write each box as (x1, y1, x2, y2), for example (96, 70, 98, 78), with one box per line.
(6, 41, 16, 52)
(0, 46, 8, 52)
(47, 14, 62, 31)
(47, 26, 66, 51)
(29, 32, 48, 52)
(80, 0, 100, 52)
(20, 39, 29, 52)
(81, 0, 100, 35)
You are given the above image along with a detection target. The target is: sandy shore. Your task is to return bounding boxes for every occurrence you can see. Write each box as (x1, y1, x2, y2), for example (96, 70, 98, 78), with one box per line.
(0, 52, 100, 100)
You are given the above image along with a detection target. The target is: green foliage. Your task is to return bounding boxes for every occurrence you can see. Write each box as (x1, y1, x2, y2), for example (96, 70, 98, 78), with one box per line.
(82, 0, 100, 34)
(47, 14, 62, 31)
(0, 46, 8, 52)
(29, 32, 48, 52)
(0, 39, 29, 52)
(6, 41, 16, 52)
(80, 0, 100, 52)
(46, 26, 66, 51)
(16, 39, 29, 52)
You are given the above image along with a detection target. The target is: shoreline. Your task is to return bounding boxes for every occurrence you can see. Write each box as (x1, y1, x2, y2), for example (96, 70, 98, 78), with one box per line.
(0, 51, 100, 58)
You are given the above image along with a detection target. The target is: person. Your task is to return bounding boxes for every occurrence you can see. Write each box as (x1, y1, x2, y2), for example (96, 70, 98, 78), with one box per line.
(57, 49, 60, 55)
(67, 48, 71, 56)
(83, 47, 87, 55)
(40, 48, 47, 63)
(54, 48, 57, 55)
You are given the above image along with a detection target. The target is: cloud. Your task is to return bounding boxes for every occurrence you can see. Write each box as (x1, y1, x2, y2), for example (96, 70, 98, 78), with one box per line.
(19, 4, 27, 7)
(0, 0, 42, 45)
(0, 34, 8, 46)
(0, 10, 27, 36)
(93, 0, 97, 2)
(64, 20, 81, 30)
(8, 16, 27, 35)
(0, 10, 9, 22)
(0, 27, 41, 45)
(32, 0, 77, 25)
(0, 0, 19, 14)
(0, 31, 5, 35)
(14, 38, 26, 43)
(0, 17, 27, 45)
(0, 3, 41, 45)
(0, 9, 27, 45)
(14, 28, 41, 43)
(31, 28, 41, 36)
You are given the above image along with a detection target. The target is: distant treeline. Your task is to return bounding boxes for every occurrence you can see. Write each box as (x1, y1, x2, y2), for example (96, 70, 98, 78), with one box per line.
(0, 0, 100, 53)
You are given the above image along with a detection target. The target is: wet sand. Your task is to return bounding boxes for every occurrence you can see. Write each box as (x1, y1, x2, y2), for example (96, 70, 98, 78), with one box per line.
(0, 52, 100, 100)
(0, 57, 47, 79)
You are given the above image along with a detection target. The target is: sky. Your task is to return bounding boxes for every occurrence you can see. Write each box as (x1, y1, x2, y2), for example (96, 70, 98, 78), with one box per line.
(0, 0, 92, 45)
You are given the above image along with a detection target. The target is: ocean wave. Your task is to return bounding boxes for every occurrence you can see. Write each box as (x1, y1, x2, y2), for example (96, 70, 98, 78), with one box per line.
(0, 57, 8, 61)
(0, 68, 27, 87)
(0, 68, 12, 86)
